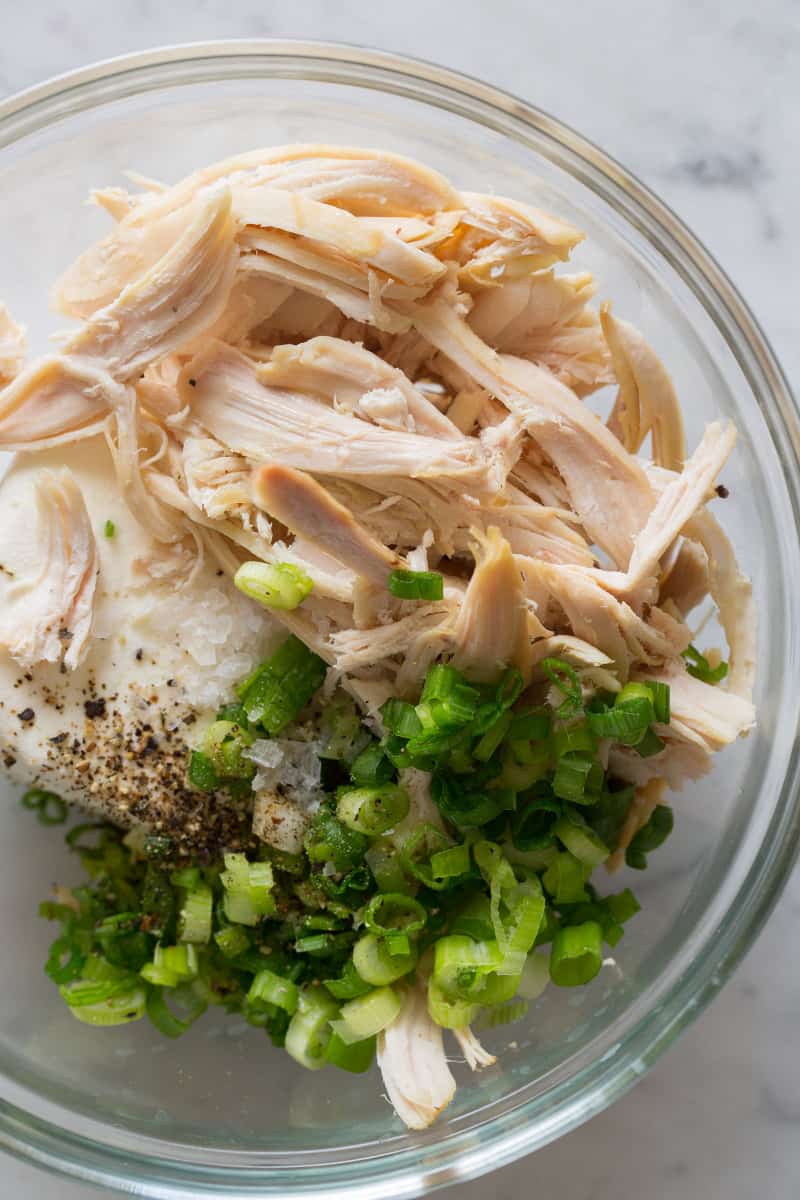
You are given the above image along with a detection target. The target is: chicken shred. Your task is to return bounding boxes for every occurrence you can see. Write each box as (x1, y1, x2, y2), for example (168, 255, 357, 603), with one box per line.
(377, 978, 456, 1131)
(0, 469, 98, 670)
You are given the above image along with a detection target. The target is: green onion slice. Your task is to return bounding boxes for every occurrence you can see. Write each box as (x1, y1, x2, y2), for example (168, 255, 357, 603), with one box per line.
(387, 569, 444, 601)
(541, 657, 583, 719)
(364, 893, 427, 936)
(336, 784, 409, 836)
(234, 561, 313, 611)
(325, 1031, 376, 1073)
(21, 789, 68, 825)
(353, 934, 417, 986)
(146, 983, 208, 1037)
(247, 968, 299, 1015)
(549, 921, 604, 987)
(285, 987, 339, 1070)
(682, 644, 729, 684)
(237, 636, 326, 734)
(332, 986, 401, 1045)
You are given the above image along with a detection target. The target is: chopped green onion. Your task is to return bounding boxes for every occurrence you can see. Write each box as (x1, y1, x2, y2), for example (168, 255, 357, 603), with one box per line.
(171, 867, 201, 890)
(220, 853, 275, 925)
(237, 636, 326, 734)
(422, 664, 464, 701)
(497, 744, 550, 790)
(473, 710, 513, 762)
(508, 707, 551, 741)
(103, 519, 116, 538)
(332, 986, 401, 1045)
(178, 883, 213, 944)
(399, 824, 453, 891)
(305, 806, 369, 873)
(430, 772, 508, 829)
(471, 669, 524, 736)
(385, 932, 411, 957)
(421, 666, 480, 728)
(380, 697, 424, 738)
(551, 755, 596, 804)
(682, 644, 729, 684)
(45, 935, 86, 985)
(141, 943, 198, 987)
(433, 934, 504, 998)
(645, 681, 670, 724)
(429, 842, 471, 880)
(247, 969, 299, 1015)
(70, 986, 147, 1026)
(146, 983, 208, 1038)
(318, 694, 369, 763)
(626, 805, 674, 869)
(214, 925, 250, 959)
(234, 560, 313, 611)
(201, 720, 255, 779)
(553, 811, 609, 867)
(474, 841, 545, 973)
(552, 723, 596, 759)
(295, 933, 335, 954)
(349, 743, 395, 787)
(586, 697, 651, 745)
(517, 952, 550, 1000)
(427, 976, 479, 1028)
(542, 851, 589, 905)
(187, 750, 220, 793)
(285, 987, 339, 1070)
(60, 960, 140, 1009)
(634, 728, 666, 758)
(511, 795, 562, 852)
(21, 789, 68, 825)
(336, 784, 409, 836)
(549, 921, 603, 987)
(363, 892, 427, 936)
(353, 933, 416, 985)
(322, 959, 373, 1001)
(387, 569, 444, 601)
(449, 893, 495, 942)
(605, 888, 641, 924)
(325, 1030, 376, 1073)
(541, 657, 583, 719)
(365, 840, 414, 896)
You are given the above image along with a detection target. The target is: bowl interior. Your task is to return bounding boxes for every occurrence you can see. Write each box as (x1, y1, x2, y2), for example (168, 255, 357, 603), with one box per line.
(0, 47, 798, 1194)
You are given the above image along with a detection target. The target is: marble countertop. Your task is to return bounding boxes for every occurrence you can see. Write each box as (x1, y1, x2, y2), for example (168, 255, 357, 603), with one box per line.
(2, 2, 798, 1197)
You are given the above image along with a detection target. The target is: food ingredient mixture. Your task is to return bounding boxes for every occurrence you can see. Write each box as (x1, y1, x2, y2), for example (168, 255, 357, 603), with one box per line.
(0, 145, 755, 1129)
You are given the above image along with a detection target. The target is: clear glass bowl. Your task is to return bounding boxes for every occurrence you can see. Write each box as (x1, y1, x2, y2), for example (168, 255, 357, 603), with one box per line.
(1, 39, 798, 1200)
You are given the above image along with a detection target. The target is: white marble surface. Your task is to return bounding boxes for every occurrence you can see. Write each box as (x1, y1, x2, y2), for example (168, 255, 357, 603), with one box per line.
(1, 1, 799, 1196)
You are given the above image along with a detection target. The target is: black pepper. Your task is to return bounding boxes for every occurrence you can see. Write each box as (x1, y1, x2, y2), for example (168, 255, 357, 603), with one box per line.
(715, 484, 729, 499)
(84, 698, 107, 719)
(17, 708, 35, 723)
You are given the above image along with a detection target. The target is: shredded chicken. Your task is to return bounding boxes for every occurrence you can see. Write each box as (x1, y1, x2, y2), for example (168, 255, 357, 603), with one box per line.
(0, 469, 98, 669)
(377, 977, 456, 1130)
(0, 143, 757, 1132)
(602, 304, 686, 471)
(453, 1026, 497, 1071)
(452, 527, 535, 683)
(0, 303, 26, 386)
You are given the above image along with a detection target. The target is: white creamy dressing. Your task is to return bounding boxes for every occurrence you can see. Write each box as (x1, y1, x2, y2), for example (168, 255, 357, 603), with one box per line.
(0, 437, 280, 814)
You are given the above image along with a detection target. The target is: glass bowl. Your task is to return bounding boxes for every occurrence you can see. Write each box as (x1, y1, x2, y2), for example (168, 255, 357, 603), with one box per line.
(1, 39, 798, 1200)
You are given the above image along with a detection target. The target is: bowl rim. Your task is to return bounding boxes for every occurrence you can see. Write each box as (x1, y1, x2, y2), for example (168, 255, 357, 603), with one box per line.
(1, 36, 799, 1200)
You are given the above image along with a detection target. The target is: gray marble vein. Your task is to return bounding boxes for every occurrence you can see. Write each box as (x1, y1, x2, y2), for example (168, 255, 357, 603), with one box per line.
(1, 1, 798, 1196)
